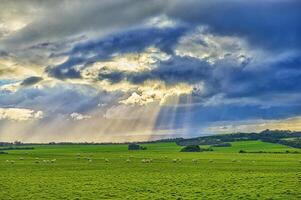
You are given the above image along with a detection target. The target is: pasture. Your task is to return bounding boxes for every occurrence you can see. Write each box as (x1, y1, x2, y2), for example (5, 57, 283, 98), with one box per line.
(0, 141, 300, 199)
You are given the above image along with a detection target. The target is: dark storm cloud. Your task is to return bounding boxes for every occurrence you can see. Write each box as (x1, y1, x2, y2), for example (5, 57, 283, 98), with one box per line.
(0, 85, 122, 115)
(98, 53, 301, 106)
(46, 65, 82, 80)
(221, 56, 301, 98)
(166, 0, 301, 51)
(47, 26, 188, 79)
(154, 103, 301, 130)
(0, 0, 166, 49)
(98, 56, 212, 84)
(21, 76, 43, 86)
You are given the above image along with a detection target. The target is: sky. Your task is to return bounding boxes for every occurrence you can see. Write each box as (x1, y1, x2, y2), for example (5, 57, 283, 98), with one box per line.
(0, 0, 300, 142)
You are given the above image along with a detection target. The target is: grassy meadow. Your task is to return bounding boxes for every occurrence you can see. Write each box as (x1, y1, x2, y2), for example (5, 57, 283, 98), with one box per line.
(0, 141, 301, 199)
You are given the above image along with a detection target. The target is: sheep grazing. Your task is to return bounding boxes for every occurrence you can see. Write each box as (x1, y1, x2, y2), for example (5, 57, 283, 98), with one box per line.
(43, 160, 50, 163)
(19, 157, 24, 160)
(88, 159, 92, 163)
(141, 159, 152, 163)
(126, 159, 131, 163)
(173, 158, 182, 163)
(51, 159, 56, 163)
(104, 158, 109, 163)
(5, 160, 15, 164)
(192, 159, 199, 163)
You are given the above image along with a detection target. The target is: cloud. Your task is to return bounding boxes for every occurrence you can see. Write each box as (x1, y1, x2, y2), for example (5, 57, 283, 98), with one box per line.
(119, 82, 192, 105)
(21, 76, 43, 86)
(47, 26, 187, 80)
(166, 0, 301, 51)
(206, 116, 301, 134)
(0, 107, 43, 121)
(0, 0, 300, 142)
(70, 112, 91, 120)
(0, 0, 167, 49)
(175, 26, 252, 65)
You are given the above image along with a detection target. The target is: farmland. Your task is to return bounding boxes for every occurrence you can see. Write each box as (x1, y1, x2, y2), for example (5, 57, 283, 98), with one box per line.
(0, 141, 301, 199)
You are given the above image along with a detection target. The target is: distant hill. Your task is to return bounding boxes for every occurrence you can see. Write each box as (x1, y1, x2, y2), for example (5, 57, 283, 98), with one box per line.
(1, 129, 300, 149)
(176, 129, 301, 148)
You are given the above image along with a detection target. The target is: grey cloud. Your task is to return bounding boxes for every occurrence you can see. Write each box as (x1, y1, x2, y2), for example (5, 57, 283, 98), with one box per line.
(21, 76, 43, 86)
(1, 0, 167, 49)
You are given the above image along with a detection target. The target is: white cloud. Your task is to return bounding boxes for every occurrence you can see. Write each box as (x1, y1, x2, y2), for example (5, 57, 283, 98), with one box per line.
(0, 108, 43, 121)
(119, 81, 192, 106)
(175, 26, 252, 65)
(70, 112, 91, 120)
(145, 15, 177, 28)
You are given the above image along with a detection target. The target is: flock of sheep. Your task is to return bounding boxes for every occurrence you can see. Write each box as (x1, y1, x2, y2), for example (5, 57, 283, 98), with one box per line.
(6, 154, 300, 164)
(5, 157, 57, 164)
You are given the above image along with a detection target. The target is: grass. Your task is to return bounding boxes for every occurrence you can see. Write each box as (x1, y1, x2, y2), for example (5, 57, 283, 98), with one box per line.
(208, 140, 299, 152)
(0, 140, 300, 199)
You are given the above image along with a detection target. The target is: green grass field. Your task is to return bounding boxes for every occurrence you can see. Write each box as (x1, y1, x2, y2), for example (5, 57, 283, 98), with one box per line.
(0, 141, 300, 199)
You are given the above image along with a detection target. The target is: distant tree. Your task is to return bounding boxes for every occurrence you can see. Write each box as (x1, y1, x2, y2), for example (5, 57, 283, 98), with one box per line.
(180, 145, 201, 152)
(128, 144, 147, 150)
(14, 141, 22, 146)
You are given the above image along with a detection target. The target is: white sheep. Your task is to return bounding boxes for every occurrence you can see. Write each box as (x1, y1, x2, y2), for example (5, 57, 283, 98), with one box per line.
(192, 159, 199, 163)
(19, 157, 24, 160)
(51, 159, 56, 163)
(126, 159, 131, 163)
(105, 158, 109, 163)
(141, 159, 151, 163)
